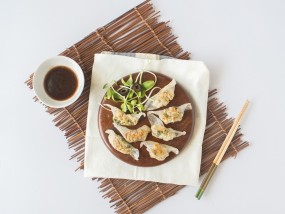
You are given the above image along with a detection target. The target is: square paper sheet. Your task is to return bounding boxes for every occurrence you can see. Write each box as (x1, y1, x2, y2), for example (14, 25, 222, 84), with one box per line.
(84, 53, 209, 185)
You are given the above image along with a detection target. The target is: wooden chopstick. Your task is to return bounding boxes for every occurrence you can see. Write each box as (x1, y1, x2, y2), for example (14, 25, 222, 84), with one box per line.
(195, 100, 250, 200)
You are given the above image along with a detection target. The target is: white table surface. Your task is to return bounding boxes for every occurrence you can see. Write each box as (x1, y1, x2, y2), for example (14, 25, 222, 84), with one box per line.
(1, 0, 285, 213)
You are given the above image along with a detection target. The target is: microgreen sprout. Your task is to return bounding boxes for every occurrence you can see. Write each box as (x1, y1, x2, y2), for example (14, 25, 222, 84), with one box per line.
(103, 71, 157, 113)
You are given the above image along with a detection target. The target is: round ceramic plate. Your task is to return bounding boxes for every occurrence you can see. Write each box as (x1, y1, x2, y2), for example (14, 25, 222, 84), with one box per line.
(98, 72, 195, 167)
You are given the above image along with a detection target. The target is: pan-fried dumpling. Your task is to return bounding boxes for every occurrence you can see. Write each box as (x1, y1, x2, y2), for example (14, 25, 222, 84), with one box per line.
(144, 79, 176, 111)
(140, 141, 179, 161)
(104, 104, 145, 126)
(148, 103, 192, 124)
(105, 130, 139, 160)
(147, 113, 186, 141)
(113, 123, 151, 143)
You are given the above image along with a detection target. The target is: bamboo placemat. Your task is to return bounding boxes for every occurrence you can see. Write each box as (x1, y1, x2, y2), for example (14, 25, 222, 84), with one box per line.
(25, 1, 249, 213)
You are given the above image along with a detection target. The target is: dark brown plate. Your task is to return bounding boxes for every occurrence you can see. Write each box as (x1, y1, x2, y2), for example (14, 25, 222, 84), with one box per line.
(98, 72, 195, 167)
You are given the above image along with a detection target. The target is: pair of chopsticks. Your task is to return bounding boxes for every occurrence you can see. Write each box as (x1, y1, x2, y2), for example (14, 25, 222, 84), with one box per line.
(195, 100, 250, 200)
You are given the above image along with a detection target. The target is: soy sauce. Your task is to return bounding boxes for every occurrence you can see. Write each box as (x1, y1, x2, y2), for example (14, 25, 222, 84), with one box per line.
(44, 66, 78, 101)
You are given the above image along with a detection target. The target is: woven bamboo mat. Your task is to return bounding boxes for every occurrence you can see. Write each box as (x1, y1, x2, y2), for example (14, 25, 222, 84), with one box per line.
(25, 1, 249, 213)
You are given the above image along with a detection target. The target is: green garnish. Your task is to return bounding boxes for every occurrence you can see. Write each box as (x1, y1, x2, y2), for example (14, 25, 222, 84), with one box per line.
(121, 103, 127, 112)
(142, 80, 155, 91)
(103, 83, 108, 89)
(103, 71, 157, 113)
(106, 88, 112, 99)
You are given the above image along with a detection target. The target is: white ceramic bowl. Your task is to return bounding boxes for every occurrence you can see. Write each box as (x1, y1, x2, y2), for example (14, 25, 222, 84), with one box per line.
(33, 56, 85, 108)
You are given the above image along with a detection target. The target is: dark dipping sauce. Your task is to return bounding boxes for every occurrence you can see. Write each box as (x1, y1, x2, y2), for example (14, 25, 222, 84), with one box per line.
(44, 66, 78, 101)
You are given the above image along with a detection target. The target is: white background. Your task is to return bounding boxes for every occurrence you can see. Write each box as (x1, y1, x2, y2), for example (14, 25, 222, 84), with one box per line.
(1, 0, 285, 213)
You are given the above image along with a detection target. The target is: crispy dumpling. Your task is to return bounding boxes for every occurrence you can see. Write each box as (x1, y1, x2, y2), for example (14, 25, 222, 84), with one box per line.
(144, 79, 176, 111)
(148, 103, 192, 124)
(105, 130, 139, 160)
(147, 113, 186, 141)
(113, 123, 151, 143)
(104, 104, 145, 126)
(140, 141, 179, 161)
